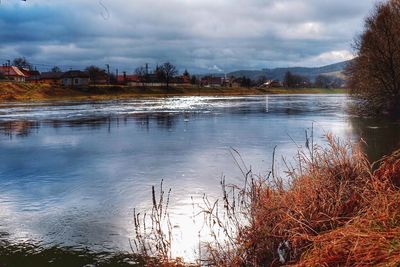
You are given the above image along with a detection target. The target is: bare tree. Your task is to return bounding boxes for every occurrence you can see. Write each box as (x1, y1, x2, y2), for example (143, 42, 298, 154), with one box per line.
(240, 76, 252, 88)
(314, 75, 332, 88)
(283, 71, 310, 88)
(85, 65, 106, 86)
(135, 66, 147, 87)
(183, 69, 190, 77)
(159, 62, 178, 90)
(51, 66, 62, 73)
(13, 57, 32, 70)
(190, 75, 197, 85)
(346, 0, 400, 116)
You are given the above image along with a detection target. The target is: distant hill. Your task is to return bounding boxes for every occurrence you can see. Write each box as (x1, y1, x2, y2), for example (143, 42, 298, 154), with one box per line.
(226, 60, 351, 81)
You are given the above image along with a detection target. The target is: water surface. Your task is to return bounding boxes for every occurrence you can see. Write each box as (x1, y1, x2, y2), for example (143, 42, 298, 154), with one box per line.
(0, 95, 399, 261)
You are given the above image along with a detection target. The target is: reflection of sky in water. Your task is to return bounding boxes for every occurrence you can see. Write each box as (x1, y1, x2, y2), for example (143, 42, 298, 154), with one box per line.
(0, 95, 356, 261)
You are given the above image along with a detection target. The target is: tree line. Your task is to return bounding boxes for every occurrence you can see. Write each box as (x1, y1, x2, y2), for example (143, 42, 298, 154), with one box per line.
(282, 71, 343, 89)
(236, 72, 343, 89)
(3, 57, 343, 89)
(1, 58, 184, 89)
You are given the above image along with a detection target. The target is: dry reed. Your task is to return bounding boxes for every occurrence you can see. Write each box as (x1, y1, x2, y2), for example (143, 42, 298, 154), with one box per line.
(135, 135, 400, 266)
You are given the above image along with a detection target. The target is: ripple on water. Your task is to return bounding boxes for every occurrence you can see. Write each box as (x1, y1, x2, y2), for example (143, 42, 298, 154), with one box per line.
(0, 95, 365, 262)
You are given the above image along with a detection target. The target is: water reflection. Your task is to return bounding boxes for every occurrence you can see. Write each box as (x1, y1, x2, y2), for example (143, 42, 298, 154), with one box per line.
(2, 95, 395, 263)
(0, 95, 348, 137)
(0, 115, 181, 138)
(0, 121, 40, 137)
(349, 117, 400, 162)
(0, 95, 347, 137)
(0, 236, 145, 267)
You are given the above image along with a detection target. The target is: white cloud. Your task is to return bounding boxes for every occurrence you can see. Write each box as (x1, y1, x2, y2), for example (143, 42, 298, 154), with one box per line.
(310, 50, 355, 65)
(0, 0, 376, 72)
(208, 65, 224, 73)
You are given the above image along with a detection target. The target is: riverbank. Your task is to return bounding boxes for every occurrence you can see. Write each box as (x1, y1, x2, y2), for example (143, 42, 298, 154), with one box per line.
(0, 82, 347, 102)
(207, 137, 400, 266)
(134, 136, 400, 266)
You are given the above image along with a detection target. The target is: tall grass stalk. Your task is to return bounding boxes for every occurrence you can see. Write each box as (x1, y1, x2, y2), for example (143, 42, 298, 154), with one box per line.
(134, 135, 400, 266)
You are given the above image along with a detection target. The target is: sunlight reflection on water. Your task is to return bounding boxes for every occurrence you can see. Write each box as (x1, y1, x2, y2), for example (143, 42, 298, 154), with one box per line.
(1, 94, 384, 262)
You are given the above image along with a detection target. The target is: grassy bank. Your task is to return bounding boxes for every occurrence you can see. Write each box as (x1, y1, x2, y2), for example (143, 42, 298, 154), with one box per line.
(0, 82, 347, 102)
(206, 136, 400, 266)
(134, 136, 400, 266)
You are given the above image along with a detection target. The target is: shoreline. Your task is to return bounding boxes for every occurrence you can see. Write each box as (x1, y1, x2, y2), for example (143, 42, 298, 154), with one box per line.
(0, 82, 347, 103)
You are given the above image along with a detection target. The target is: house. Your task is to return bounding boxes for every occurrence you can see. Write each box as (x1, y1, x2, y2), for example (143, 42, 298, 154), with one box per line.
(40, 72, 63, 85)
(88, 72, 108, 85)
(20, 69, 41, 83)
(61, 70, 89, 87)
(181, 70, 191, 84)
(201, 76, 224, 87)
(0, 66, 27, 82)
(260, 80, 283, 88)
(117, 73, 141, 86)
(173, 75, 191, 85)
(146, 73, 163, 87)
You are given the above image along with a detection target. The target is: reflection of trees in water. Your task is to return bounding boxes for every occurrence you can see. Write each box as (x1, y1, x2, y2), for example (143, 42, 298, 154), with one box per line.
(0, 100, 307, 138)
(134, 113, 180, 131)
(0, 118, 115, 138)
(349, 117, 400, 162)
(0, 121, 39, 138)
(48, 117, 114, 131)
(218, 98, 267, 115)
(0, 113, 183, 137)
(155, 114, 178, 129)
(0, 237, 145, 267)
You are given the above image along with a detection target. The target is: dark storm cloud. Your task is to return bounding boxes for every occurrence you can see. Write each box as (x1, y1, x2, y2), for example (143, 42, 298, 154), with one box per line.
(0, 0, 376, 73)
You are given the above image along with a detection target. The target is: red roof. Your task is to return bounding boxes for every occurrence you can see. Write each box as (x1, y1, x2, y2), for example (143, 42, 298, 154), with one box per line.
(117, 74, 140, 82)
(0, 66, 27, 77)
(19, 68, 31, 77)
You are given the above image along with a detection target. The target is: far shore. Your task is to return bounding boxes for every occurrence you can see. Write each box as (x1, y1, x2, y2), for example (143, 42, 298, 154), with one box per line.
(0, 82, 347, 102)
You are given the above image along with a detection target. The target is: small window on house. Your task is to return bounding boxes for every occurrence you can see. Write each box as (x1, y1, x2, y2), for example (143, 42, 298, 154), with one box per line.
(74, 78, 79, 84)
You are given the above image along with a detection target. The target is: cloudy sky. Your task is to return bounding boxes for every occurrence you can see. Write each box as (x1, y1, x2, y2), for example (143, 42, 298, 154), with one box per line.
(0, 0, 376, 73)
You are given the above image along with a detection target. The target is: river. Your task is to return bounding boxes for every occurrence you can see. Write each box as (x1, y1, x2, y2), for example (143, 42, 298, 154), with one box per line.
(0, 94, 399, 263)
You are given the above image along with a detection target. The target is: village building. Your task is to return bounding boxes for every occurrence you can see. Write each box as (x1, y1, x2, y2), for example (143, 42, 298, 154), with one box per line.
(172, 75, 191, 85)
(88, 72, 108, 85)
(201, 76, 224, 87)
(0, 66, 27, 82)
(61, 70, 89, 87)
(260, 80, 283, 88)
(40, 72, 64, 85)
(117, 73, 141, 86)
(20, 69, 41, 83)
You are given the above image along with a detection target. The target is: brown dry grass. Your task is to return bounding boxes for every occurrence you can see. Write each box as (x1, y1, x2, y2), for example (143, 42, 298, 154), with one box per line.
(204, 135, 400, 266)
(133, 135, 400, 266)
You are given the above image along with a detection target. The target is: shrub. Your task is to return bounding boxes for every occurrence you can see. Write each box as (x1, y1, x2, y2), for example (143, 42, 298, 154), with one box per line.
(135, 135, 400, 266)
(204, 135, 400, 266)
